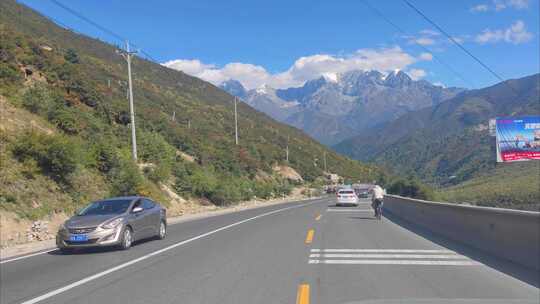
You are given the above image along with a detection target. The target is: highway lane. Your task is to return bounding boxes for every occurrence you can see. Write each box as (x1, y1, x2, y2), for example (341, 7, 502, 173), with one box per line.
(1, 197, 538, 304)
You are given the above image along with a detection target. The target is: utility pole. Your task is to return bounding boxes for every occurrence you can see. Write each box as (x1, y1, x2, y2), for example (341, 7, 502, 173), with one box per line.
(286, 135, 289, 162)
(117, 41, 138, 161)
(234, 97, 239, 145)
(323, 151, 327, 172)
(171, 111, 175, 122)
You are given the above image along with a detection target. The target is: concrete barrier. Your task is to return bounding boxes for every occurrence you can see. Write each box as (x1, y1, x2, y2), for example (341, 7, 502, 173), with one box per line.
(383, 194, 540, 270)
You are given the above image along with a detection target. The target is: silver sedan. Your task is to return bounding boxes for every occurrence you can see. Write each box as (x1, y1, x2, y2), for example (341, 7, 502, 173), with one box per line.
(56, 196, 167, 253)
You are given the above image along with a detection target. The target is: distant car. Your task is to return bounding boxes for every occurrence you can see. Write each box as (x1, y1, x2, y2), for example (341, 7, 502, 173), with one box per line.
(357, 190, 369, 198)
(56, 196, 167, 253)
(336, 189, 359, 206)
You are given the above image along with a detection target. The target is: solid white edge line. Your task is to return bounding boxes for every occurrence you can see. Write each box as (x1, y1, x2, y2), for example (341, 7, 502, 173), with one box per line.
(308, 259, 481, 266)
(309, 253, 469, 259)
(18, 200, 321, 304)
(0, 198, 325, 265)
(0, 249, 57, 265)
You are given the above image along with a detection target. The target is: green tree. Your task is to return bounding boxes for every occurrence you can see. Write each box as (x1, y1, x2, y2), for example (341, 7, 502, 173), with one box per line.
(64, 48, 80, 64)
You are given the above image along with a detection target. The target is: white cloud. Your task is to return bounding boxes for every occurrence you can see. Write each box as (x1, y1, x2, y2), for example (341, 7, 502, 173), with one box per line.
(451, 36, 465, 44)
(494, 0, 507, 10)
(412, 37, 436, 46)
(405, 30, 469, 48)
(470, 0, 529, 12)
(419, 52, 433, 61)
(419, 29, 440, 36)
(470, 4, 489, 12)
(475, 20, 533, 44)
(163, 59, 215, 76)
(163, 46, 419, 89)
(507, 0, 529, 9)
(407, 69, 427, 80)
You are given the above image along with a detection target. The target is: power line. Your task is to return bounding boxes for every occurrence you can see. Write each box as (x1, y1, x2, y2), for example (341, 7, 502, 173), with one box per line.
(401, 0, 508, 86)
(49, 0, 126, 43)
(47, 0, 162, 65)
(46, 0, 187, 98)
(360, 0, 474, 88)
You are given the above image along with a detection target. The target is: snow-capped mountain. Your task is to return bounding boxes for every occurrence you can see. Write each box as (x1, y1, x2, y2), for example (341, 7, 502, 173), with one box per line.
(220, 70, 464, 145)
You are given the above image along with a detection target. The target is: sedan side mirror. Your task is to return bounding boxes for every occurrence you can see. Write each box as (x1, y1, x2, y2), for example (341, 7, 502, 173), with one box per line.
(132, 206, 144, 213)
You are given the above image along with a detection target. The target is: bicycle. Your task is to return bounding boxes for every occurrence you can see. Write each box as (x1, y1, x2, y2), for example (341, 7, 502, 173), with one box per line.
(375, 205, 383, 220)
(373, 200, 383, 220)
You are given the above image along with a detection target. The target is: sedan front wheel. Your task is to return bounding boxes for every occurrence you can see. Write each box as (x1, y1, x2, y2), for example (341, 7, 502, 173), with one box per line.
(119, 227, 132, 250)
(157, 221, 166, 240)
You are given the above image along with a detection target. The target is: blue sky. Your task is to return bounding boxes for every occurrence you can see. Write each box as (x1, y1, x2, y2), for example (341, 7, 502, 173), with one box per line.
(19, 0, 540, 89)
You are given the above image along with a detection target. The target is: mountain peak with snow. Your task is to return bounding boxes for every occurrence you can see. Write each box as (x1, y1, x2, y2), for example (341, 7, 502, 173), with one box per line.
(219, 70, 464, 145)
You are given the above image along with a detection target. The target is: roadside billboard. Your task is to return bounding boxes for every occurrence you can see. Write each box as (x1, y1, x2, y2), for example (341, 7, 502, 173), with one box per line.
(495, 116, 540, 162)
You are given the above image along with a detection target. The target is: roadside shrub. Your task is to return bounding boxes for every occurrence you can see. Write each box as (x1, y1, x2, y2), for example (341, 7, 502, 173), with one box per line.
(146, 163, 171, 183)
(188, 168, 218, 198)
(210, 180, 242, 206)
(64, 48, 80, 64)
(48, 105, 81, 134)
(172, 161, 193, 194)
(0, 63, 21, 84)
(253, 181, 274, 199)
(387, 178, 435, 200)
(109, 154, 144, 196)
(12, 132, 81, 183)
(138, 131, 176, 183)
(21, 84, 57, 114)
(91, 139, 120, 173)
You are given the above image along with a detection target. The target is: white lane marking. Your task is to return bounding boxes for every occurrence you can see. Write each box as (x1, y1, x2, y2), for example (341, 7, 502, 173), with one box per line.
(309, 254, 469, 259)
(308, 259, 481, 266)
(0, 198, 326, 265)
(18, 200, 321, 304)
(0, 249, 57, 265)
(326, 209, 373, 212)
(310, 249, 454, 253)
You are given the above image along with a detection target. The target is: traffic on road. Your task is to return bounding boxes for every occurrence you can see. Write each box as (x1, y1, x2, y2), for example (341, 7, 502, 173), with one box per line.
(1, 196, 537, 304)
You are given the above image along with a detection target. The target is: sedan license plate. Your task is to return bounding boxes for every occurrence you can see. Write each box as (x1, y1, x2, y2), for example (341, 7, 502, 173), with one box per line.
(69, 234, 88, 242)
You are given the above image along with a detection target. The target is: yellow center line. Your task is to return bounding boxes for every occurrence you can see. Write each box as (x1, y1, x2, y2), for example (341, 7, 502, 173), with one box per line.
(296, 284, 310, 304)
(305, 229, 314, 244)
(315, 214, 322, 221)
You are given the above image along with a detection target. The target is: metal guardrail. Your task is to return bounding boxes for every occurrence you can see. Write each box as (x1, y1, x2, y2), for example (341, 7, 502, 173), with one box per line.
(383, 194, 540, 270)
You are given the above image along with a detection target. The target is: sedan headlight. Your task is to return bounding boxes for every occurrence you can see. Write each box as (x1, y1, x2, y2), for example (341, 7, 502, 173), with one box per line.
(101, 218, 123, 229)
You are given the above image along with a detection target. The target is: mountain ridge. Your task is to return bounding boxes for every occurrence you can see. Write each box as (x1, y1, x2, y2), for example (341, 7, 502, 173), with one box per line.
(334, 73, 540, 185)
(221, 70, 464, 145)
(0, 0, 383, 220)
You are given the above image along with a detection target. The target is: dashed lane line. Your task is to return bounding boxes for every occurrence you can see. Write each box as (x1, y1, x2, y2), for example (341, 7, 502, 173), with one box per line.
(17, 200, 322, 304)
(296, 284, 310, 304)
(305, 229, 314, 244)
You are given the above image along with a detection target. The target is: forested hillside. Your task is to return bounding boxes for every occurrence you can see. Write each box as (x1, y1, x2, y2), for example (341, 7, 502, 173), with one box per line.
(335, 74, 540, 210)
(0, 0, 382, 220)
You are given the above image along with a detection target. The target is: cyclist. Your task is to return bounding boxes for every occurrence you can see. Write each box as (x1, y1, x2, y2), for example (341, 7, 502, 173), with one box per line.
(371, 184, 384, 220)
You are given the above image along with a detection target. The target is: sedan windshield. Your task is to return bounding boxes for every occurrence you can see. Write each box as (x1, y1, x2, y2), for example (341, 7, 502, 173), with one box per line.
(77, 200, 132, 216)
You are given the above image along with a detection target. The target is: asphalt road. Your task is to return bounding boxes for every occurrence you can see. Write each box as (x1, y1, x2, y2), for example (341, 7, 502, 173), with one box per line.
(1, 197, 538, 304)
